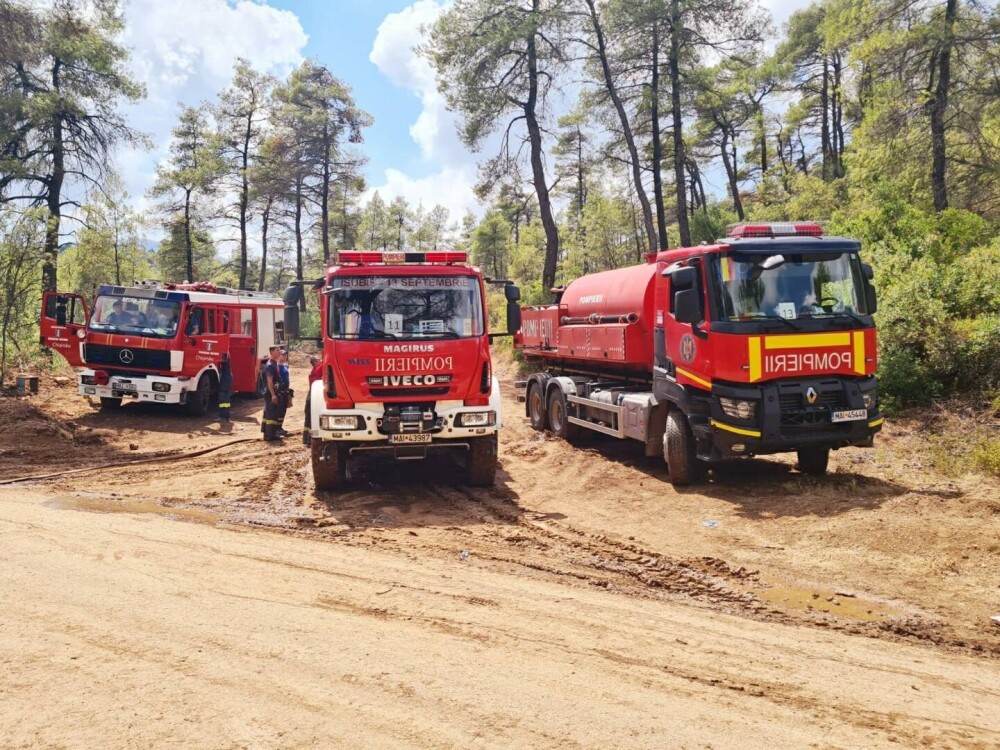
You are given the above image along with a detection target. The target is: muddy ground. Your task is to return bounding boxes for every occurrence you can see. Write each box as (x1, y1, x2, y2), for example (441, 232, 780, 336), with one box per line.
(1, 359, 999, 748)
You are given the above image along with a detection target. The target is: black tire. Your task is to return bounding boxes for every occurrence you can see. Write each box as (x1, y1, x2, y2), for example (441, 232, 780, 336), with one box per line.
(797, 447, 830, 476)
(186, 374, 210, 416)
(527, 381, 547, 431)
(663, 409, 701, 486)
(99, 396, 121, 410)
(547, 387, 580, 441)
(467, 434, 498, 487)
(311, 440, 347, 490)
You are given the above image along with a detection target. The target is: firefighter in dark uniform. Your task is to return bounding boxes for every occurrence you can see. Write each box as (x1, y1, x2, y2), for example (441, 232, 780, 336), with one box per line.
(217, 352, 233, 424)
(262, 346, 289, 441)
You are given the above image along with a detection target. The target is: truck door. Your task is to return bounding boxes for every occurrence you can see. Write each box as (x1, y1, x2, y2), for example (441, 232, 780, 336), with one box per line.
(40, 292, 89, 367)
(228, 307, 257, 394)
(185, 305, 230, 370)
(664, 264, 712, 389)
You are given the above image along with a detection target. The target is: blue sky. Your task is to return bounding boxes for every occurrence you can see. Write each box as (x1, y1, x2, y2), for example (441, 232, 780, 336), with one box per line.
(115, 0, 814, 233)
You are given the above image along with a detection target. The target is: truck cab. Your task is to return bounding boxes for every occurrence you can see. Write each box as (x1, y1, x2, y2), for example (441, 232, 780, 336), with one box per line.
(285, 251, 520, 490)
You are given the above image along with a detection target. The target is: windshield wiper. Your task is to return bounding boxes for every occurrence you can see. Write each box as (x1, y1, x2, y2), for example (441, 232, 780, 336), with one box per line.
(755, 314, 801, 331)
(832, 309, 869, 327)
(421, 330, 461, 339)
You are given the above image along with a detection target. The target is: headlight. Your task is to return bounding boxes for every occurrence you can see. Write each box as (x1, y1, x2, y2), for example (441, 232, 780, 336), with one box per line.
(75, 329, 86, 339)
(455, 411, 496, 427)
(152, 382, 171, 392)
(81, 375, 96, 385)
(320, 415, 362, 430)
(862, 390, 877, 410)
(720, 397, 756, 421)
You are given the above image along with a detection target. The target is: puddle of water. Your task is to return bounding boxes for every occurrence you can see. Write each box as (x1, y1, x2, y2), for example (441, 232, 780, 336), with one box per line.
(756, 583, 898, 623)
(47, 495, 219, 524)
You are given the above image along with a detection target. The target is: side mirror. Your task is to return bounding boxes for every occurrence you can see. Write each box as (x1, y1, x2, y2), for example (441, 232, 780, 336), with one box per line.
(865, 284, 878, 315)
(504, 283, 521, 303)
(283, 285, 303, 338)
(674, 289, 702, 325)
(55, 297, 68, 326)
(861, 262, 874, 281)
(670, 266, 697, 290)
(506, 300, 521, 334)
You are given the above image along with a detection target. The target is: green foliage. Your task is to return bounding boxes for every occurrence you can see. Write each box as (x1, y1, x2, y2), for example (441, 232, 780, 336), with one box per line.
(689, 203, 737, 244)
(0, 207, 44, 380)
(156, 220, 217, 284)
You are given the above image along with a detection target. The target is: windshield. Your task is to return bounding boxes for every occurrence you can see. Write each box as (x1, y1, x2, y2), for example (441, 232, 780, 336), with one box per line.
(328, 275, 484, 340)
(88, 295, 181, 339)
(711, 251, 869, 322)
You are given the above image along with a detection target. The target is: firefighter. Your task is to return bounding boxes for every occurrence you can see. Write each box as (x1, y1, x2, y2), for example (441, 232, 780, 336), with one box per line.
(217, 353, 233, 425)
(261, 346, 289, 441)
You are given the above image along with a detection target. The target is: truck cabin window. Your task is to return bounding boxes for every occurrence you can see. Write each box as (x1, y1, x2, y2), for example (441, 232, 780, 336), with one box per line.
(88, 295, 181, 338)
(328, 276, 484, 340)
(711, 252, 868, 322)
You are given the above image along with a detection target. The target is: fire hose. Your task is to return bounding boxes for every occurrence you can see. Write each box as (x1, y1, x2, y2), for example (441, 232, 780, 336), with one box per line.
(0, 437, 266, 486)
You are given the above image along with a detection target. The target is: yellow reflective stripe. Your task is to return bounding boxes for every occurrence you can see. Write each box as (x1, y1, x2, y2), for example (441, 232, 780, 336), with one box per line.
(711, 419, 762, 438)
(675, 367, 711, 390)
(721, 257, 732, 282)
(764, 333, 852, 349)
(853, 331, 866, 374)
(868, 417, 884, 428)
(748, 336, 762, 382)
(218, 402, 230, 408)
(262, 419, 279, 425)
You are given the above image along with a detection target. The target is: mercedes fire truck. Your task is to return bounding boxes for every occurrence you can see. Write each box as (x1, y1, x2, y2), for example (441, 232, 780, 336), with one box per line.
(515, 222, 883, 485)
(40, 281, 284, 414)
(283, 250, 520, 490)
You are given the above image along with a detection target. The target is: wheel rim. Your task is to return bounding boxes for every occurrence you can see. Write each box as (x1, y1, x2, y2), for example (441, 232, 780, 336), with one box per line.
(529, 388, 543, 423)
(550, 399, 564, 432)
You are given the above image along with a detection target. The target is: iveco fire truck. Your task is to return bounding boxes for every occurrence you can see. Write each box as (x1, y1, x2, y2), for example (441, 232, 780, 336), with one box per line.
(516, 222, 883, 485)
(40, 281, 284, 414)
(283, 250, 520, 490)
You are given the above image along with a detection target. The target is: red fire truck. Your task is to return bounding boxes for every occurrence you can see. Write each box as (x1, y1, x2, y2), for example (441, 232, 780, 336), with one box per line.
(40, 281, 285, 414)
(283, 250, 520, 490)
(516, 222, 883, 485)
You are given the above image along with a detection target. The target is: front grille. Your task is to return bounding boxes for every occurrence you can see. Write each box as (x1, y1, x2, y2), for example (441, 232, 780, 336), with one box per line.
(778, 381, 849, 437)
(85, 344, 170, 370)
(369, 386, 450, 398)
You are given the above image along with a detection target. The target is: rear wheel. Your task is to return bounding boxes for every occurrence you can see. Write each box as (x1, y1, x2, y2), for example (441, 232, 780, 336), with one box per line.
(467, 434, 498, 487)
(664, 410, 702, 486)
(547, 387, 580, 442)
(186, 374, 210, 416)
(527, 382, 547, 431)
(99, 396, 121, 410)
(797, 447, 830, 476)
(312, 440, 347, 490)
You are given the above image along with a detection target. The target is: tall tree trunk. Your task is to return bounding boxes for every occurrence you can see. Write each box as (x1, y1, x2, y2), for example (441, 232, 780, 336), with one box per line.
(584, 0, 657, 254)
(686, 158, 706, 215)
(113, 221, 121, 285)
(757, 108, 768, 174)
(650, 20, 667, 249)
(832, 52, 845, 177)
(41, 60, 64, 293)
(821, 58, 831, 181)
(239, 115, 251, 289)
(258, 198, 271, 291)
(183, 189, 194, 282)
(321, 123, 332, 263)
(719, 126, 744, 220)
(526, 0, 560, 293)
(930, 0, 957, 212)
(668, 0, 691, 246)
(576, 125, 585, 216)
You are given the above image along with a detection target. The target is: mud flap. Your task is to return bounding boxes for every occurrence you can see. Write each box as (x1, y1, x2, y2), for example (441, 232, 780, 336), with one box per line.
(40, 292, 89, 367)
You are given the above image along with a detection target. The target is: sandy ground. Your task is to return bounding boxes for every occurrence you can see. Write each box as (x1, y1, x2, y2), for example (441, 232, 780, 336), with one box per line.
(1, 359, 999, 748)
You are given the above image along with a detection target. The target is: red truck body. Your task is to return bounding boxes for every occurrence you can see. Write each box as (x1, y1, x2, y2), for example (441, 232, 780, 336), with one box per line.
(516, 223, 883, 484)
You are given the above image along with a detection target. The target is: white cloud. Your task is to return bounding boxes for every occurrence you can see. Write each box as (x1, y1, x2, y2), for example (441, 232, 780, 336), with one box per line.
(366, 166, 479, 224)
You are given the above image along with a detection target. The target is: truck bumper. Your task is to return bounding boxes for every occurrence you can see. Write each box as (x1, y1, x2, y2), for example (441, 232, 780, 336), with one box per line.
(78, 370, 187, 404)
(695, 413, 883, 459)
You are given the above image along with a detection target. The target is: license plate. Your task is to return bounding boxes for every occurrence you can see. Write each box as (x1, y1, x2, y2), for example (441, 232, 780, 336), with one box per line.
(831, 409, 867, 423)
(390, 433, 432, 444)
(114, 382, 137, 391)
(112, 389, 137, 399)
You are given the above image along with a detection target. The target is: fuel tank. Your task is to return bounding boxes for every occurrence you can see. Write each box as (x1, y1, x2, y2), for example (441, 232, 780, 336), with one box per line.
(519, 261, 659, 375)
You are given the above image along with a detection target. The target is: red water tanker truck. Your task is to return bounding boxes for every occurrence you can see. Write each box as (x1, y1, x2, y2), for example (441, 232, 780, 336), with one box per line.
(515, 223, 883, 485)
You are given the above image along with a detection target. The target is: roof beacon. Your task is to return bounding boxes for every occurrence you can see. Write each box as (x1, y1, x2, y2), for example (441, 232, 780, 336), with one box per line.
(337, 250, 469, 265)
(726, 222, 824, 239)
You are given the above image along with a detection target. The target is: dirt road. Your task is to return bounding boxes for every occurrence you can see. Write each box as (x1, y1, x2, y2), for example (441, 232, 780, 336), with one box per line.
(2, 367, 999, 748)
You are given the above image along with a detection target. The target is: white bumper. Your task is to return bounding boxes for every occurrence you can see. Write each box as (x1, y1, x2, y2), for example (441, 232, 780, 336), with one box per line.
(310, 377, 503, 443)
(78, 369, 192, 404)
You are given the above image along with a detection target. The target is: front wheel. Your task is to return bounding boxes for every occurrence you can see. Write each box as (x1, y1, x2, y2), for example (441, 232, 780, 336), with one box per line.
(312, 440, 347, 490)
(797, 447, 830, 476)
(664, 410, 702, 486)
(547, 388, 580, 442)
(467, 434, 498, 487)
(99, 396, 121, 410)
(186, 374, 211, 416)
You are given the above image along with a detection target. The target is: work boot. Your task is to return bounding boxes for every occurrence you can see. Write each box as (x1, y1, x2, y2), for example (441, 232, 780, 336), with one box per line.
(302, 430, 311, 446)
